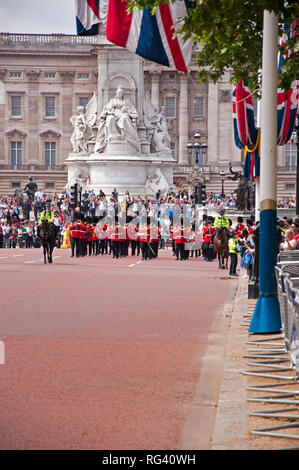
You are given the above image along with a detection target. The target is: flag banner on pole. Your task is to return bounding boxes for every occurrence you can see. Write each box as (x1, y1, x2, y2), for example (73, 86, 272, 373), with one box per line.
(75, 0, 193, 74)
(232, 80, 258, 149)
(233, 22, 298, 180)
(75, 0, 101, 35)
(232, 80, 260, 179)
(277, 22, 299, 145)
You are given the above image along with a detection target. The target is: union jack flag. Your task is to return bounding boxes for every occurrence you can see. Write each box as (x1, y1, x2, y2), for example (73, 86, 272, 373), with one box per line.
(75, 0, 193, 75)
(233, 22, 298, 180)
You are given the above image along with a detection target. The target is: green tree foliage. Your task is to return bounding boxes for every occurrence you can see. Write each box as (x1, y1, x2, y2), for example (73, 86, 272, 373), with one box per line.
(127, 0, 298, 95)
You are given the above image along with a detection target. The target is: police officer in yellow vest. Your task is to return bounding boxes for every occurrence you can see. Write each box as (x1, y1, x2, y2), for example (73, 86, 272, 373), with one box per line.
(39, 203, 59, 238)
(214, 207, 230, 230)
(211, 206, 231, 246)
(40, 203, 55, 223)
(228, 230, 239, 276)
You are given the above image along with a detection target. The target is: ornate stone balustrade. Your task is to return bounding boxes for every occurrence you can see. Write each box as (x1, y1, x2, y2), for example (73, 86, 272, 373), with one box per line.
(0, 33, 102, 45)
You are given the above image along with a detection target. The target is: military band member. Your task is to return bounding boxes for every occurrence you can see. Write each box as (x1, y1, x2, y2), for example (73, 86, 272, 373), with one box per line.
(69, 219, 80, 257)
(149, 224, 160, 259)
(139, 222, 149, 260)
(111, 223, 119, 259)
(203, 219, 215, 261)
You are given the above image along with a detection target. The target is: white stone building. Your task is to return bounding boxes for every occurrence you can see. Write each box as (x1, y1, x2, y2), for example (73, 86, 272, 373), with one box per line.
(0, 33, 296, 199)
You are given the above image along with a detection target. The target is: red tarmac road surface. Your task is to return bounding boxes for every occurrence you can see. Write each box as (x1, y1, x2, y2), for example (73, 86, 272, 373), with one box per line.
(0, 247, 236, 450)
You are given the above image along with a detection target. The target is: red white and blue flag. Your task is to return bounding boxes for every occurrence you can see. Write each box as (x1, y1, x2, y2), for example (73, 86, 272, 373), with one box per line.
(233, 21, 298, 180)
(75, 0, 193, 74)
(277, 22, 299, 146)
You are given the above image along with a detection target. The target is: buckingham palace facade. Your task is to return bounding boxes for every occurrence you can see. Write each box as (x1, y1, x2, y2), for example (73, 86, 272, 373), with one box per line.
(0, 32, 296, 199)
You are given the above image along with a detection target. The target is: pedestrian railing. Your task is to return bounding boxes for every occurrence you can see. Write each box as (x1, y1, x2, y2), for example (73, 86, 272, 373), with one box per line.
(275, 254, 299, 377)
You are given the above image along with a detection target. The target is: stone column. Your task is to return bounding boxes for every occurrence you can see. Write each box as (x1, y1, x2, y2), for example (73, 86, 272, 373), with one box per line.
(60, 71, 75, 164)
(0, 72, 5, 163)
(207, 81, 218, 166)
(150, 72, 160, 111)
(178, 74, 189, 164)
(26, 70, 40, 164)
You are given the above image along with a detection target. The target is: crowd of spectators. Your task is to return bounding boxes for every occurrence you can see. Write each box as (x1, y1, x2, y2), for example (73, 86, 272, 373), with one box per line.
(0, 184, 297, 252)
(277, 197, 296, 209)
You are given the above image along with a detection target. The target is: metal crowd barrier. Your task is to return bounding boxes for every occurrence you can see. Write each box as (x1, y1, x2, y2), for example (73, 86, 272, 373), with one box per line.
(275, 253, 299, 377)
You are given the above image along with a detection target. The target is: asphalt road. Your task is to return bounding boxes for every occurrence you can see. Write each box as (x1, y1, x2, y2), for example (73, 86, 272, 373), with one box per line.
(0, 247, 236, 450)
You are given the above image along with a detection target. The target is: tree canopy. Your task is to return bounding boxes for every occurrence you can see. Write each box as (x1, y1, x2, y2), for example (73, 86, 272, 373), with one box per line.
(127, 0, 298, 95)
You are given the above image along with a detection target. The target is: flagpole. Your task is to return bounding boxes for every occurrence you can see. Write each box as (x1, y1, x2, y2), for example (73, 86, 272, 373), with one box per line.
(249, 10, 281, 334)
(255, 98, 262, 222)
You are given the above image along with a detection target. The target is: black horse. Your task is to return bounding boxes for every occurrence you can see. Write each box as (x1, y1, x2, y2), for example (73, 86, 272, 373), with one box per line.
(38, 219, 56, 264)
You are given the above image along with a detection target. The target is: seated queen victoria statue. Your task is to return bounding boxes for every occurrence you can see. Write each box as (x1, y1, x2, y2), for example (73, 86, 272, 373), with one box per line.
(94, 86, 140, 153)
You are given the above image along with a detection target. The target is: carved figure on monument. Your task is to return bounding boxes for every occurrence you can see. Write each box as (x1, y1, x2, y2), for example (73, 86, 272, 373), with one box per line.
(85, 91, 98, 141)
(143, 91, 159, 147)
(153, 106, 171, 152)
(145, 168, 169, 196)
(94, 86, 140, 153)
(70, 106, 90, 153)
(227, 162, 255, 211)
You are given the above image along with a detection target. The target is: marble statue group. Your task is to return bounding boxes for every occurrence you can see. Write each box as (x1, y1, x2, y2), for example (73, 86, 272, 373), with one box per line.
(70, 86, 171, 156)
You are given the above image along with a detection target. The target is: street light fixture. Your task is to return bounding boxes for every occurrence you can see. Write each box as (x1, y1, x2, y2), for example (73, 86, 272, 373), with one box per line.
(187, 132, 208, 165)
(219, 170, 226, 199)
(290, 113, 299, 215)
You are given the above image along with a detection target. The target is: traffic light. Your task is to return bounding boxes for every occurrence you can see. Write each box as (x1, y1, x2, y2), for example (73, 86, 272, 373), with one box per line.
(200, 183, 207, 204)
(70, 183, 78, 207)
(195, 182, 207, 204)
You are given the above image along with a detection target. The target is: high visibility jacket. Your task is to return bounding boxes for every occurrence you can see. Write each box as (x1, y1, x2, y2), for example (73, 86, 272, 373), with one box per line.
(228, 237, 239, 254)
(214, 216, 230, 229)
(40, 210, 54, 223)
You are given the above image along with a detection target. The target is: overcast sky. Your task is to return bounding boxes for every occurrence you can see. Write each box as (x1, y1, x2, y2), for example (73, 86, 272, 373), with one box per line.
(0, 0, 76, 35)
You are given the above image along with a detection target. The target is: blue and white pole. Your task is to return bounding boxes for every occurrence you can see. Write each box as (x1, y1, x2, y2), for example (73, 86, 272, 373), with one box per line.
(249, 10, 281, 334)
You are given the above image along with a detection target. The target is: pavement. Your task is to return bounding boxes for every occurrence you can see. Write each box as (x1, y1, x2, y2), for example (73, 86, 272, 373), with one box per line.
(212, 274, 251, 449)
(211, 273, 299, 451)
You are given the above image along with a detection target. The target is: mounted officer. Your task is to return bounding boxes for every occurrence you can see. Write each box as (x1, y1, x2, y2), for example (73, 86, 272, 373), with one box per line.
(214, 207, 230, 232)
(211, 206, 231, 244)
(39, 203, 59, 239)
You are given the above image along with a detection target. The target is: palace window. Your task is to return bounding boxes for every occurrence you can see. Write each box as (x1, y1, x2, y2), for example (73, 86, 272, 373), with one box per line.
(11, 96, 22, 116)
(79, 96, 90, 112)
(44, 72, 56, 79)
(10, 141, 22, 164)
(78, 73, 90, 79)
(285, 142, 296, 167)
(45, 142, 56, 165)
(9, 71, 21, 78)
(193, 149, 204, 166)
(193, 97, 204, 118)
(45, 96, 56, 117)
(165, 97, 175, 118)
(165, 73, 175, 80)
(170, 142, 176, 159)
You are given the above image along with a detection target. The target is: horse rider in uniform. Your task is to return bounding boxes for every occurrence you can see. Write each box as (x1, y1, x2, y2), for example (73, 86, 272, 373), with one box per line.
(39, 203, 59, 239)
(214, 207, 230, 231)
(211, 206, 231, 246)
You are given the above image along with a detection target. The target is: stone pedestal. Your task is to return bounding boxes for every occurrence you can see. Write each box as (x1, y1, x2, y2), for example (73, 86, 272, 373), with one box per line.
(66, 151, 176, 197)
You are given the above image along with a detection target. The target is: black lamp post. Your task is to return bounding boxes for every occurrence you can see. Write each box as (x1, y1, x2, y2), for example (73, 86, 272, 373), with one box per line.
(291, 113, 299, 216)
(187, 132, 208, 165)
(220, 170, 226, 199)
